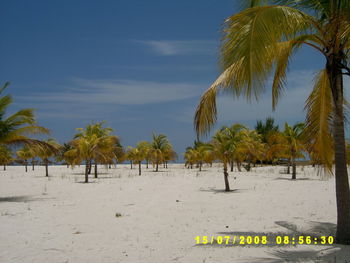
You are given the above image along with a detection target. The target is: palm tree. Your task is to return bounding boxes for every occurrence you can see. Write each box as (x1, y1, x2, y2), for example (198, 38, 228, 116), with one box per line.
(265, 130, 289, 164)
(283, 122, 306, 179)
(33, 139, 61, 177)
(220, 124, 247, 171)
(236, 129, 265, 171)
(137, 141, 151, 168)
(150, 133, 172, 172)
(16, 146, 34, 172)
(74, 122, 119, 178)
(255, 117, 279, 143)
(211, 130, 233, 191)
(194, 1, 350, 243)
(126, 145, 145, 175)
(0, 82, 49, 146)
(0, 145, 12, 170)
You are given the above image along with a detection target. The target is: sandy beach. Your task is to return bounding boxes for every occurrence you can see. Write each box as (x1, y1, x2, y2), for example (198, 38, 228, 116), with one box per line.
(1, 164, 349, 263)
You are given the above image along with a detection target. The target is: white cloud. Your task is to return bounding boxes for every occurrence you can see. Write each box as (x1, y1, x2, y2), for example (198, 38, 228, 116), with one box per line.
(137, 40, 218, 56)
(19, 78, 203, 106)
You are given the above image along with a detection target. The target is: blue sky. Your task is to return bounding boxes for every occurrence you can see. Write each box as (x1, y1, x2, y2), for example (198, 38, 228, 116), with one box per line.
(1, 0, 332, 160)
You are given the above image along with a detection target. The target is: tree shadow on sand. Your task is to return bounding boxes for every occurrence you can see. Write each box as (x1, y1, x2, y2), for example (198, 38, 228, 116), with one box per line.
(274, 177, 317, 181)
(199, 187, 249, 194)
(0, 195, 48, 202)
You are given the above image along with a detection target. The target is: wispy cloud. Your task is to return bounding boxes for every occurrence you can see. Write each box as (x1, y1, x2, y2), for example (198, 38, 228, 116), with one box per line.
(137, 40, 218, 56)
(20, 78, 203, 105)
(16, 78, 205, 120)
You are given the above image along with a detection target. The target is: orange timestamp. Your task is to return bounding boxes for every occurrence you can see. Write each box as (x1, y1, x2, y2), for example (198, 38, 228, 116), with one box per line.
(194, 235, 334, 246)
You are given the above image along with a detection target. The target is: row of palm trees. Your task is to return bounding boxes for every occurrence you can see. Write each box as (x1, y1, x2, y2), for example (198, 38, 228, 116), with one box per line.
(0, 83, 177, 182)
(185, 118, 306, 191)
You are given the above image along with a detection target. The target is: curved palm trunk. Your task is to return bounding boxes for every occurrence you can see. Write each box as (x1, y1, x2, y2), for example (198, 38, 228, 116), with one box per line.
(138, 161, 141, 176)
(85, 160, 89, 183)
(223, 163, 230, 191)
(328, 63, 350, 244)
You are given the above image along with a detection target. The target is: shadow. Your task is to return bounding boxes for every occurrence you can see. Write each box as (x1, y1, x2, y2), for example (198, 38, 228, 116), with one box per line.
(274, 177, 317, 181)
(75, 181, 98, 184)
(0, 195, 47, 203)
(239, 246, 350, 263)
(199, 188, 249, 194)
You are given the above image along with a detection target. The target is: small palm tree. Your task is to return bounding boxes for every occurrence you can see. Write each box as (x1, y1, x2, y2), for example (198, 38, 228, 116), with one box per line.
(16, 145, 34, 172)
(283, 123, 305, 179)
(0, 145, 12, 170)
(150, 133, 171, 172)
(137, 141, 151, 168)
(255, 117, 279, 144)
(33, 139, 61, 177)
(126, 145, 145, 175)
(211, 131, 233, 191)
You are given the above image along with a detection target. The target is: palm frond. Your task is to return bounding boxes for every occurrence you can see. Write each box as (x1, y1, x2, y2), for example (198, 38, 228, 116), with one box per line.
(304, 69, 334, 171)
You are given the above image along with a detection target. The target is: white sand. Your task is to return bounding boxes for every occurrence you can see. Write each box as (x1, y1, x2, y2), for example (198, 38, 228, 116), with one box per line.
(0, 164, 349, 263)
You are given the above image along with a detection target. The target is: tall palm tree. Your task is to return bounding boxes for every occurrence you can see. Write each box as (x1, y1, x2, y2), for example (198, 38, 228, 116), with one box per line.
(283, 122, 306, 179)
(194, 0, 350, 243)
(150, 133, 172, 172)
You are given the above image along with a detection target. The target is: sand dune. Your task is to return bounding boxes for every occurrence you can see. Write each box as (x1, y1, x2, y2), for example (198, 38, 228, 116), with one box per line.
(0, 164, 349, 262)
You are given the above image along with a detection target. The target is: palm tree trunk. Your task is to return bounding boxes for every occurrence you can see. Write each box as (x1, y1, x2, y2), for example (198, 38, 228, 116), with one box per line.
(94, 162, 98, 178)
(230, 160, 234, 172)
(156, 162, 159, 172)
(3, 165, 6, 171)
(236, 161, 241, 172)
(88, 160, 92, 174)
(223, 163, 230, 191)
(130, 161, 133, 169)
(32, 162, 35, 171)
(85, 160, 89, 183)
(146, 160, 149, 169)
(328, 62, 350, 244)
(199, 161, 202, 171)
(291, 157, 296, 180)
(287, 161, 291, 174)
(25, 160, 28, 172)
(138, 161, 141, 176)
(45, 160, 48, 177)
